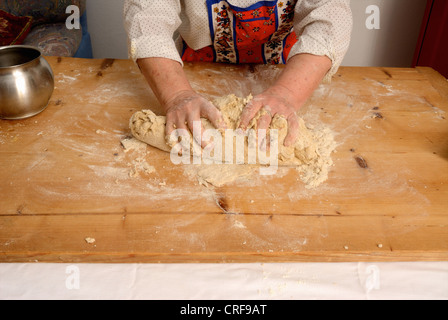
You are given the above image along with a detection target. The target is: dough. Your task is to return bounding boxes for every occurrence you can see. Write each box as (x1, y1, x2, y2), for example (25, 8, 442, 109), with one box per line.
(130, 94, 335, 188)
(120, 137, 148, 153)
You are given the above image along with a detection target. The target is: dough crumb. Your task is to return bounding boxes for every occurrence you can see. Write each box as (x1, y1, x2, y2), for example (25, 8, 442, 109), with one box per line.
(233, 220, 246, 229)
(142, 162, 156, 174)
(85, 237, 96, 244)
(129, 160, 155, 177)
(129, 167, 139, 178)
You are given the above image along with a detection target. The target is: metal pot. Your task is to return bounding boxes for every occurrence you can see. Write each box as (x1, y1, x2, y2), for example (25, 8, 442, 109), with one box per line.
(0, 45, 54, 120)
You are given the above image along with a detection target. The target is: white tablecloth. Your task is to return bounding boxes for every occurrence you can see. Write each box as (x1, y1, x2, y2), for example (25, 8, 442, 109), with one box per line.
(1, 262, 447, 300)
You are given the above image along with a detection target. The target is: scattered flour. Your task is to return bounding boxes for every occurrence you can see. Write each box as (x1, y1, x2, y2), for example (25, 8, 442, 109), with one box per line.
(119, 137, 157, 178)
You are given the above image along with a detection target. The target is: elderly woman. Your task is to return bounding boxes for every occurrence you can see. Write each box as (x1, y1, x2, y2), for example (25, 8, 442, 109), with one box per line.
(124, 0, 352, 147)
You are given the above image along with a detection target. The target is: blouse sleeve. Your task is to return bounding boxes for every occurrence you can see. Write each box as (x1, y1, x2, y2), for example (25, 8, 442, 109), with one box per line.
(124, 0, 183, 64)
(290, 0, 353, 82)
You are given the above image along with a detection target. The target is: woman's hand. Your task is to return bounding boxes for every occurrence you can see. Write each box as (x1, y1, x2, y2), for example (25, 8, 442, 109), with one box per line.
(137, 58, 226, 148)
(238, 53, 332, 148)
(164, 90, 226, 148)
(238, 85, 301, 147)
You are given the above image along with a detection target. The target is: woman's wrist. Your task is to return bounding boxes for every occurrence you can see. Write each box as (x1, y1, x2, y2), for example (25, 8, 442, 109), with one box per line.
(137, 57, 193, 109)
(271, 53, 332, 111)
(263, 84, 303, 112)
(162, 89, 200, 114)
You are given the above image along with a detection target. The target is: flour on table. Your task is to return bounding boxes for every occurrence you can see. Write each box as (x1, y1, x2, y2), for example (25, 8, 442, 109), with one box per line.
(130, 94, 336, 188)
(127, 156, 156, 178)
(120, 137, 156, 177)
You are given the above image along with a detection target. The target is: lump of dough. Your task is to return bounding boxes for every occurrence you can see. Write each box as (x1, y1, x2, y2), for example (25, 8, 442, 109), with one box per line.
(130, 109, 171, 153)
(129, 94, 336, 188)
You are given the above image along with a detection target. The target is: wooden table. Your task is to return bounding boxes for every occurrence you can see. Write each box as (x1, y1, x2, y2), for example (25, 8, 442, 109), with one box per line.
(1, 57, 447, 263)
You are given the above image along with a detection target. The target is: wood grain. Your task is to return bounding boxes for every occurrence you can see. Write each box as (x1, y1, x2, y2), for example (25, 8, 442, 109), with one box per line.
(0, 58, 447, 263)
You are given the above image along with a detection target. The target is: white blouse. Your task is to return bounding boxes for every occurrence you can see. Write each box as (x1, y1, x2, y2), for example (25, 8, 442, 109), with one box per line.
(124, 0, 353, 80)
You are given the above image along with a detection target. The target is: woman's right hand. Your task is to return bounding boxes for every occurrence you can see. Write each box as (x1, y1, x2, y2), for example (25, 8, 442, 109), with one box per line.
(136, 58, 225, 148)
(164, 90, 226, 148)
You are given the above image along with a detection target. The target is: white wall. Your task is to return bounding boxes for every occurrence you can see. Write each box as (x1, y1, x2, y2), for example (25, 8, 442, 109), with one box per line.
(86, 0, 128, 60)
(86, 0, 427, 67)
(343, 0, 427, 67)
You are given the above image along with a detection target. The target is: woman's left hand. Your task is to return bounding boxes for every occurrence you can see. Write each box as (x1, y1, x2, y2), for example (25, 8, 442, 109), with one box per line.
(238, 84, 301, 147)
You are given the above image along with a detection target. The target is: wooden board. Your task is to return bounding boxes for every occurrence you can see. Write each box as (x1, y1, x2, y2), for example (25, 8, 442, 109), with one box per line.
(0, 57, 447, 263)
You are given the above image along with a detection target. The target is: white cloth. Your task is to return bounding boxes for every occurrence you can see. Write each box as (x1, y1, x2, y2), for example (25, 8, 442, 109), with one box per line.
(123, 0, 353, 79)
(1, 262, 447, 300)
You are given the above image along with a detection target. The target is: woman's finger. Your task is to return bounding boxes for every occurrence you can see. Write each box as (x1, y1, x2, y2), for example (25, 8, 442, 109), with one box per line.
(201, 102, 227, 130)
(284, 113, 300, 147)
(187, 111, 211, 149)
(238, 99, 263, 130)
(257, 112, 272, 151)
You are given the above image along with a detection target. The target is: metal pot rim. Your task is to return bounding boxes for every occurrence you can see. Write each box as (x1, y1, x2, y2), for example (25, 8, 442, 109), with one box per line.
(0, 45, 43, 70)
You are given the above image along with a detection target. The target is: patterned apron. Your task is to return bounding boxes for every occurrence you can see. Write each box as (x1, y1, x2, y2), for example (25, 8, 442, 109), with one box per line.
(182, 0, 298, 64)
